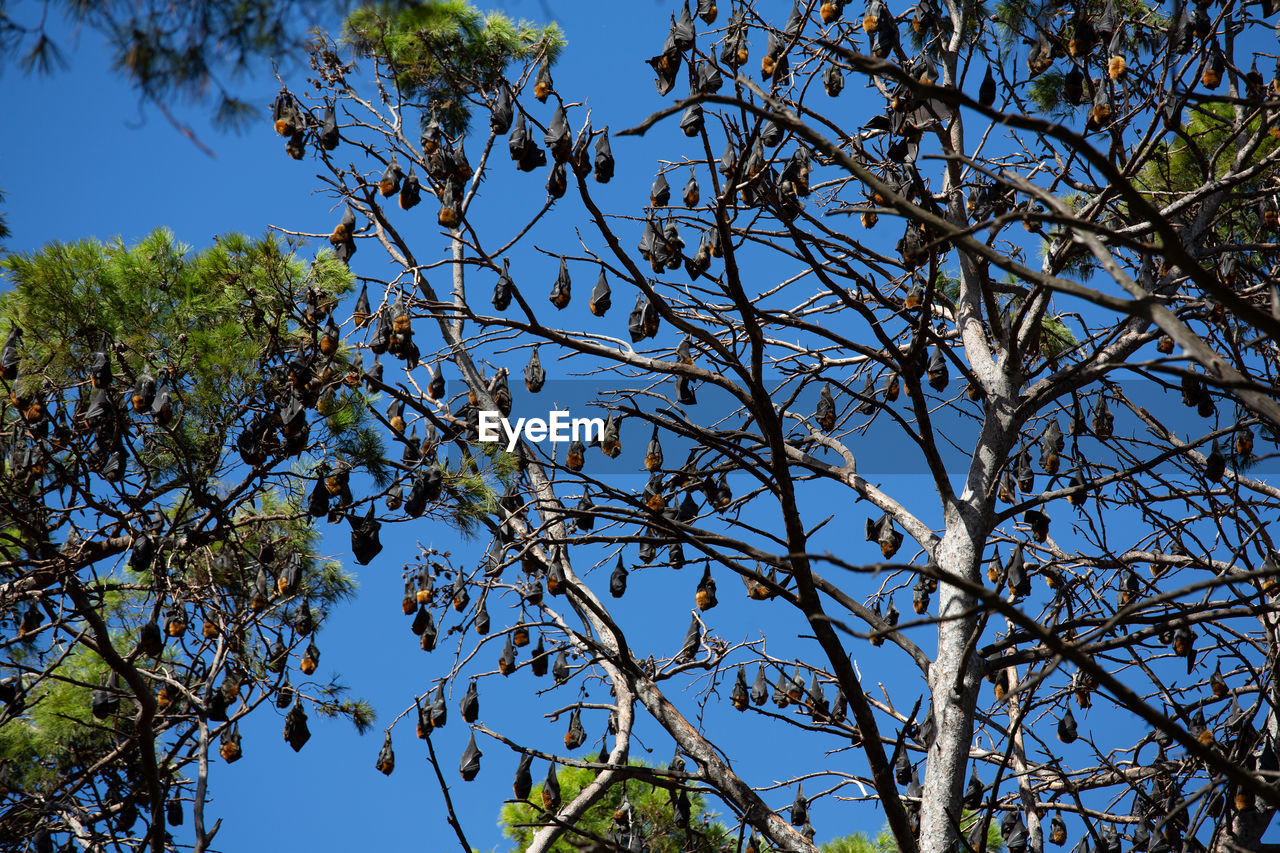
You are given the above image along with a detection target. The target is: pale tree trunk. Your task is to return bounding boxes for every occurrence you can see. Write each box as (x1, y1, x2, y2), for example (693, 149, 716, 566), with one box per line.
(918, 503, 986, 853)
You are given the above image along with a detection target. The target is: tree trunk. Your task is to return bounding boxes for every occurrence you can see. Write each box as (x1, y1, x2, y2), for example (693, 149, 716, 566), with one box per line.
(918, 505, 986, 853)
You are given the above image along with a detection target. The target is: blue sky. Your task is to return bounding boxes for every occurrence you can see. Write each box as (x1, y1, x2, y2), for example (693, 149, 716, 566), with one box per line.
(3, 0, 1255, 850)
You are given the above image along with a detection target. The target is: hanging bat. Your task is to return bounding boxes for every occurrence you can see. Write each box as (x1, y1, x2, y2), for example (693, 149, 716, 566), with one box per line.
(284, 699, 311, 751)
(513, 753, 533, 799)
(460, 680, 479, 722)
(493, 259, 515, 311)
(379, 157, 404, 197)
(490, 84, 513, 134)
(400, 168, 422, 210)
(534, 56, 554, 102)
(530, 637, 549, 677)
(695, 567, 717, 610)
(680, 103, 704, 137)
(1025, 509, 1050, 543)
(499, 635, 516, 675)
(677, 614, 701, 661)
(546, 161, 567, 199)
(570, 123, 592, 177)
(219, 724, 242, 763)
(730, 667, 749, 710)
(299, 639, 321, 675)
(351, 504, 383, 565)
(590, 269, 612, 316)
(138, 619, 164, 657)
(610, 555, 628, 597)
(460, 731, 482, 780)
(164, 608, 187, 638)
(549, 257, 571, 309)
(1, 326, 20, 381)
(1107, 26, 1127, 79)
(790, 784, 808, 826)
(545, 105, 570, 162)
(1058, 707, 1078, 743)
(644, 426, 664, 471)
(272, 89, 301, 136)
(1205, 440, 1226, 482)
(564, 707, 585, 749)
(419, 608, 437, 651)
(594, 130, 614, 183)
(542, 761, 561, 810)
(319, 102, 340, 149)
(376, 731, 396, 775)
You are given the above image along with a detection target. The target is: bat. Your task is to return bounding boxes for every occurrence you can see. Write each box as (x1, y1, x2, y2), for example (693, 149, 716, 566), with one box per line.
(460, 731, 482, 780)
(610, 555, 628, 597)
(594, 130, 614, 182)
(545, 104, 570, 163)
(549, 257, 571, 309)
(730, 666, 749, 709)
(319, 102, 339, 150)
(284, 699, 310, 751)
(695, 567, 717, 610)
(493, 259, 515, 311)
(590, 268, 612, 316)
(219, 724, 242, 763)
(790, 784, 808, 826)
(376, 732, 396, 775)
(534, 56, 553, 102)
(1057, 707, 1078, 743)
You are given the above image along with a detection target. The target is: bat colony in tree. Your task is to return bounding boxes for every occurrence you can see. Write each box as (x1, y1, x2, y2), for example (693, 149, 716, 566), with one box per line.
(0, 235, 388, 852)
(6, 0, 1280, 851)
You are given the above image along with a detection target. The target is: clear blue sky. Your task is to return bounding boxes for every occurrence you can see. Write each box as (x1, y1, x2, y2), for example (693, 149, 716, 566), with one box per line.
(0, 1, 1185, 850)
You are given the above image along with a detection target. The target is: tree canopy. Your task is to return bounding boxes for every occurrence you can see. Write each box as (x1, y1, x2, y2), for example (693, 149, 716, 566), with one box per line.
(260, 0, 1280, 851)
(6, 0, 1280, 852)
(343, 1, 564, 135)
(501, 761, 730, 853)
(0, 230, 383, 851)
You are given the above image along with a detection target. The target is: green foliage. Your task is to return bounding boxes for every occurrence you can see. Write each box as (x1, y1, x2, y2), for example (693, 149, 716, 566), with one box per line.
(1039, 315, 1078, 359)
(936, 270, 962, 302)
(0, 229, 377, 802)
(1135, 103, 1280, 256)
(436, 440, 519, 538)
(0, 645, 117, 790)
(822, 815, 1003, 853)
(999, 283, 1080, 361)
(501, 761, 730, 853)
(1137, 103, 1280, 196)
(446, 459, 500, 537)
(228, 489, 360, 607)
(343, 1, 565, 135)
(0, 229, 360, 480)
(992, 0, 1032, 45)
(313, 680, 377, 733)
(477, 440, 521, 482)
(822, 831, 898, 853)
(941, 268, 1075, 358)
(995, 0, 1164, 43)
(329, 389, 391, 487)
(1026, 69, 1077, 120)
(996, 0, 1165, 107)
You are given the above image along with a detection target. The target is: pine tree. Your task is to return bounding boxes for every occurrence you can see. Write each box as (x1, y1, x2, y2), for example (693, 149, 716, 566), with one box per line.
(0, 230, 384, 852)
